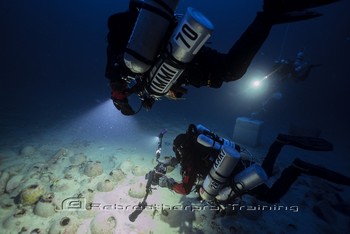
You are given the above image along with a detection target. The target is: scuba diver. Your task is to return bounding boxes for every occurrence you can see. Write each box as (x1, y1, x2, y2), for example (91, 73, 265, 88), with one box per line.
(151, 124, 350, 210)
(105, 0, 341, 115)
(249, 51, 321, 118)
(271, 51, 322, 82)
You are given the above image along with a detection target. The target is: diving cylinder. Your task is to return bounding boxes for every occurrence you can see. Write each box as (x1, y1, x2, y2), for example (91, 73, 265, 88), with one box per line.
(233, 164, 267, 193)
(124, 0, 180, 74)
(199, 145, 240, 201)
(197, 134, 235, 150)
(196, 124, 211, 135)
(216, 164, 268, 201)
(146, 7, 214, 97)
(196, 124, 236, 150)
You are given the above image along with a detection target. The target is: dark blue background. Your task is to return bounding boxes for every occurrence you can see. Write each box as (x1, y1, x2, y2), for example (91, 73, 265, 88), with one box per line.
(1, 0, 349, 140)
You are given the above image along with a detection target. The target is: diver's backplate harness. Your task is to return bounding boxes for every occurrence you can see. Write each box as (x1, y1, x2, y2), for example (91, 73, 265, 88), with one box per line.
(128, 124, 267, 221)
(122, 0, 214, 110)
(186, 124, 268, 203)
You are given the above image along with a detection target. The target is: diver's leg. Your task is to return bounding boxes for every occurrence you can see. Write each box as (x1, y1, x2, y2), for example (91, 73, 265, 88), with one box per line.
(293, 158, 350, 185)
(263, 0, 340, 13)
(252, 165, 301, 203)
(222, 0, 340, 82)
(261, 141, 284, 178)
(221, 10, 318, 81)
(261, 158, 350, 203)
(276, 134, 333, 151)
(261, 134, 333, 177)
(221, 12, 273, 81)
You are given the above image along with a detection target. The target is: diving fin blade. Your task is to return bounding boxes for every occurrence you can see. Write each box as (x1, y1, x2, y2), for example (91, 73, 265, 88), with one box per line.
(264, 0, 341, 13)
(272, 11, 323, 25)
(277, 134, 334, 151)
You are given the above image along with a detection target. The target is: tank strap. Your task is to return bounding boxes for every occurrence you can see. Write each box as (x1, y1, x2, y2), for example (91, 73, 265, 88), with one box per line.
(159, 48, 187, 69)
(125, 48, 154, 67)
(130, 0, 175, 22)
(153, 0, 175, 16)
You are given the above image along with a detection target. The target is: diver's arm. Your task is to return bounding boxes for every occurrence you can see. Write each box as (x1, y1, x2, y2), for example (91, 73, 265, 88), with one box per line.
(171, 166, 197, 195)
(105, 10, 138, 116)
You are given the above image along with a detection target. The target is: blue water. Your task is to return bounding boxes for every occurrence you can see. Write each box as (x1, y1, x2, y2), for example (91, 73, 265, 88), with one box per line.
(1, 0, 350, 233)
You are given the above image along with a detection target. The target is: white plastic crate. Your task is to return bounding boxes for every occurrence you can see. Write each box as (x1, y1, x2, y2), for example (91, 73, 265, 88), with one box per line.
(233, 117, 264, 147)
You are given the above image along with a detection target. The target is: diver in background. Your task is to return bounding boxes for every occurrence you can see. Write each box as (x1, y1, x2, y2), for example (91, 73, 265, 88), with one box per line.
(155, 124, 350, 206)
(105, 0, 340, 115)
(250, 50, 321, 118)
(272, 51, 322, 82)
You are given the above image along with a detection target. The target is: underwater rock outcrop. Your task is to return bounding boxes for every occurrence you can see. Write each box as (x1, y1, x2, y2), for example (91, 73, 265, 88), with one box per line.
(0, 171, 10, 195)
(90, 212, 117, 234)
(132, 165, 148, 176)
(97, 179, 116, 192)
(19, 184, 46, 206)
(2, 208, 28, 231)
(128, 182, 146, 199)
(120, 160, 134, 174)
(109, 169, 125, 182)
(70, 153, 87, 165)
(48, 216, 80, 234)
(33, 193, 56, 217)
(83, 161, 103, 177)
(5, 174, 25, 193)
(50, 179, 75, 192)
(48, 148, 69, 165)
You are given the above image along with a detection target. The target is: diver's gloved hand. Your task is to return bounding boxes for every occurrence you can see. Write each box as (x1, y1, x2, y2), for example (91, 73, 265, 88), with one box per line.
(158, 176, 175, 189)
(110, 82, 135, 115)
(141, 97, 155, 111)
(112, 98, 135, 116)
(111, 91, 135, 116)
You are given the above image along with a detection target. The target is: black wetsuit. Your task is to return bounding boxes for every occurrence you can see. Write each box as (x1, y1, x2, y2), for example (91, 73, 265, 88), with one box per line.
(105, 0, 340, 115)
(172, 128, 350, 203)
(105, 7, 274, 115)
(106, 10, 272, 88)
(250, 141, 350, 203)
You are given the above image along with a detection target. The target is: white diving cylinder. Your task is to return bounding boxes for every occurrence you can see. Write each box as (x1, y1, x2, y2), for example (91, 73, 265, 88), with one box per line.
(124, 0, 180, 74)
(196, 124, 236, 150)
(197, 134, 236, 150)
(146, 7, 214, 97)
(197, 134, 222, 150)
(215, 164, 268, 201)
(196, 124, 211, 135)
(199, 145, 240, 201)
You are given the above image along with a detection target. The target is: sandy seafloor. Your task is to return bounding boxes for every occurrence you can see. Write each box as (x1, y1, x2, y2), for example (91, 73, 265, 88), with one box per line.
(1, 101, 350, 234)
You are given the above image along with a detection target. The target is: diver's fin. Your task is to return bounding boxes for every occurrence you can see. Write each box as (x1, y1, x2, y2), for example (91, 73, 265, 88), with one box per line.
(263, 0, 341, 13)
(271, 11, 322, 25)
(292, 158, 350, 185)
(277, 134, 334, 151)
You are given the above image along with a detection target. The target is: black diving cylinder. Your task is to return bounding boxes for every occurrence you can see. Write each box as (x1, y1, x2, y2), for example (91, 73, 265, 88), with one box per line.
(199, 145, 241, 201)
(124, 0, 180, 74)
(146, 7, 214, 98)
